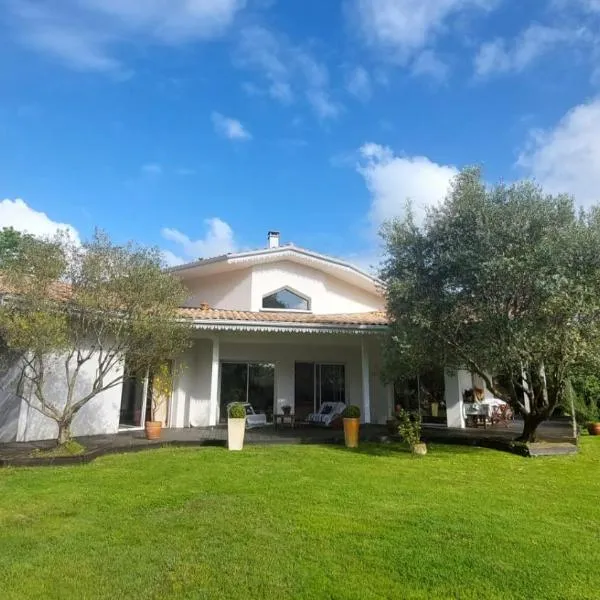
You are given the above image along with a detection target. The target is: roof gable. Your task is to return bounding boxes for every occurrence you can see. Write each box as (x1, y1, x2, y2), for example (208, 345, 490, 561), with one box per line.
(169, 245, 383, 296)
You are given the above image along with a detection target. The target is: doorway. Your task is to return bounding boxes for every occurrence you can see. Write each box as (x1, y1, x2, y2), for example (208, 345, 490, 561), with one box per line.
(219, 362, 275, 422)
(294, 363, 346, 419)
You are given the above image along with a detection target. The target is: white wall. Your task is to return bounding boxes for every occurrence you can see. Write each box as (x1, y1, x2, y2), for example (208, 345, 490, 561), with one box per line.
(172, 339, 213, 428)
(1, 351, 124, 442)
(180, 260, 384, 314)
(250, 261, 383, 314)
(0, 356, 22, 442)
(171, 332, 390, 426)
(183, 270, 252, 310)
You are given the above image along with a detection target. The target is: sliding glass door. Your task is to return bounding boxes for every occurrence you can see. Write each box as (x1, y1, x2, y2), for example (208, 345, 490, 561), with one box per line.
(294, 363, 346, 419)
(219, 362, 275, 422)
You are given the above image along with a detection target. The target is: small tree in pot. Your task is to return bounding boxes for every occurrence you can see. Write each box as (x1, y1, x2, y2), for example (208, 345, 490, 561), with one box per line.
(228, 402, 247, 451)
(397, 409, 426, 455)
(342, 404, 361, 448)
(145, 362, 173, 440)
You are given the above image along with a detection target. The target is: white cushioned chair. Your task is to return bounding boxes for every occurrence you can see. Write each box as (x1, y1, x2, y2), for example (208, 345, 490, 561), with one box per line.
(306, 402, 346, 427)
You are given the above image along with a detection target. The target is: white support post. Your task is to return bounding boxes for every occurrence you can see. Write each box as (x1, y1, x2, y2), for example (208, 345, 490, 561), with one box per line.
(140, 367, 150, 427)
(209, 337, 220, 426)
(444, 368, 472, 429)
(361, 338, 371, 424)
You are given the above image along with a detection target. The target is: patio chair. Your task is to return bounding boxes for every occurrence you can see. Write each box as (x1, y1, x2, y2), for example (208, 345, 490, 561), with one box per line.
(490, 403, 514, 427)
(243, 403, 269, 429)
(306, 402, 346, 427)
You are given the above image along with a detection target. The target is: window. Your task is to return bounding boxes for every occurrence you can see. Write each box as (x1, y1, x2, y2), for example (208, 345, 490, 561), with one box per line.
(262, 288, 310, 311)
(219, 362, 275, 421)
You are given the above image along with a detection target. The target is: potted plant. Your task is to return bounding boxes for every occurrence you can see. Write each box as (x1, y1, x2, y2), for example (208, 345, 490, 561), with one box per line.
(586, 403, 600, 436)
(397, 408, 426, 455)
(228, 402, 247, 450)
(342, 404, 361, 448)
(145, 363, 173, 441)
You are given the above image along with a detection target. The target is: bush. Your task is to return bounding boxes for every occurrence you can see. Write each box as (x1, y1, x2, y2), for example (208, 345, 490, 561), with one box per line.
(565, 378, 600, 424)
(228, 403, 246, 419)
(342, 405, 361, 419)
(396, 409, 422, 449)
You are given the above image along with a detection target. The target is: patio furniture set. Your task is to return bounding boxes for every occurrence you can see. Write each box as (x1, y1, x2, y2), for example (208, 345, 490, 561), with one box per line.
(239, 402, 346, 430)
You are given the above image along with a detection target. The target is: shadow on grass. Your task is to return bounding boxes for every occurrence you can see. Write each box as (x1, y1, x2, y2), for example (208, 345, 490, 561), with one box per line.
(328, 442, 489, 458)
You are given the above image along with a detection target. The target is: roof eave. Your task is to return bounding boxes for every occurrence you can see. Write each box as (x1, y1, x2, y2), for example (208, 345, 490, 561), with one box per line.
(188, 318, 388, 334)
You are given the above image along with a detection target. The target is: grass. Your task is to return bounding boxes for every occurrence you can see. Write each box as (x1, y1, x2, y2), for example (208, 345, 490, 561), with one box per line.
(29, 440, 85, 458)
(0, 439, 599, 600)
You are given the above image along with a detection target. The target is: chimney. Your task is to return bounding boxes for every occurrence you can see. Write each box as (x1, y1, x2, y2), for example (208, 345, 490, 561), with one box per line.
(268, 231, 280, 249)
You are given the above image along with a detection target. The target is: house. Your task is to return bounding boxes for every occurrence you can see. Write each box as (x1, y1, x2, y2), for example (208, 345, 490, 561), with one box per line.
(121, 232, 392, 431)
(1, 232, 393, 442)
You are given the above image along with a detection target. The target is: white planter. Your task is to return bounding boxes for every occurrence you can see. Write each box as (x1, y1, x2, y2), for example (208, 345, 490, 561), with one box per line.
(228, 417, 246, 451)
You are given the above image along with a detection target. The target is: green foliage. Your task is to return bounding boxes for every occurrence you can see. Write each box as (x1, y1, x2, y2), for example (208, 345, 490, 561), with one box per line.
(396, 408, 422, 449)
(228, 403, 246, 419)
(567, 376, 600, 424)
(342, 404, 361, 418)
(0, 230, 193, 443)
(382, 167, 600, 441)
(0, 227, 34, 267)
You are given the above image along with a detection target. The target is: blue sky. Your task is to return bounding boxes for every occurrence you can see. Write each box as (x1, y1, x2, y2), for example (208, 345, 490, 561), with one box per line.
(2, 0, 600, 270)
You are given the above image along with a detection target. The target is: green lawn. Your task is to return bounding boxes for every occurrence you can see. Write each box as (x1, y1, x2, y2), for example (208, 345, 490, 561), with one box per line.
(1, 440, 599, 600)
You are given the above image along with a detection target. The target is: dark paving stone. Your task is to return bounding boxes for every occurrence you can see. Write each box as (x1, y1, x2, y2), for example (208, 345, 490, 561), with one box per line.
(0, 419, 578, 466)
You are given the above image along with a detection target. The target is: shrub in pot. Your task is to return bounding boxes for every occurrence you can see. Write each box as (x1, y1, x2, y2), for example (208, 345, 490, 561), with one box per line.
(145, 362, 173, 440)
(228, 402, 247, 451)
(397, 408, 426, 455)
(342, 404, 361, 448)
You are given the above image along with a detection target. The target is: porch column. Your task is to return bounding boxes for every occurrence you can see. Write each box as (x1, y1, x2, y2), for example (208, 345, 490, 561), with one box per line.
(209, 337, 220, 426)
(361, 338, 371, 424)
(444, 368, 472, 429)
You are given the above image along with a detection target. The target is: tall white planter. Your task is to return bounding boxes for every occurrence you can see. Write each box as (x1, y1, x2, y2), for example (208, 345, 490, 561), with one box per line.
(227, 418, 246, 451)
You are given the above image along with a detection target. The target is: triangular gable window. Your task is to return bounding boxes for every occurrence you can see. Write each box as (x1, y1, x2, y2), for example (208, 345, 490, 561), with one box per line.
(262, 288, 311, 311)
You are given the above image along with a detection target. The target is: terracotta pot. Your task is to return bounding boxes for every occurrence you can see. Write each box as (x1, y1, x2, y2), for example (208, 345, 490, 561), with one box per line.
(145, 421, 162, 440)
(412, 442, 428, 456)
(587, 422, 600, 436)
(228, 417, 246, 451)
(343, 418, 360, 448)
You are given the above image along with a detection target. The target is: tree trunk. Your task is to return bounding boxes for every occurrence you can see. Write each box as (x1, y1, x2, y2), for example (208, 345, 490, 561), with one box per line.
(516, 412, 546, 443)
(57, 418, 73, 446)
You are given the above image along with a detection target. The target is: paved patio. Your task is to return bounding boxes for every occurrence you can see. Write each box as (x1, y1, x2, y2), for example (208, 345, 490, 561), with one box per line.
(0, 418, 577, 466)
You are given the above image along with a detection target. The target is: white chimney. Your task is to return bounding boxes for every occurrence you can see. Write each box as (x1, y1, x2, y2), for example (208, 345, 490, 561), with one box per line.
(268, 231, 280, 249)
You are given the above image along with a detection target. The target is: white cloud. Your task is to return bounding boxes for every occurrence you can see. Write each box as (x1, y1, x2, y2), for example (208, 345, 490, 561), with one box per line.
(234, 25, 341, 119)
(211, 112, 252, 140)
(141, 163, 163, 176)
(346, 66, 372, 101)
(475, 24, 583, 77)
(356, 143, 458, 226)
(411, 49, 449, 81)
(7, 0, 246, 72)
(161, 218, 237, 264)
(350, 0, 497, 62)
(518, 98, 600, 207)
(0, 198, 81, 244)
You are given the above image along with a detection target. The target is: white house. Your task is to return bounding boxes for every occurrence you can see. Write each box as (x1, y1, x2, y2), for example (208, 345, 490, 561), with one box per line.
(1, 232, 393, 442)
(122, 232, 392, 431)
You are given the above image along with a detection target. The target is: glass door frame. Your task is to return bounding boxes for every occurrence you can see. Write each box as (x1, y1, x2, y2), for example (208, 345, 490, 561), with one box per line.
(218, 361, 276, 422)
(293, 362, 347, 413)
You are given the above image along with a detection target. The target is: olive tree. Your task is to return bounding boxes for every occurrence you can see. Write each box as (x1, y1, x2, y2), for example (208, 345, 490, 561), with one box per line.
(0, 232, 192, 445)
(382, 168, 600, 442)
